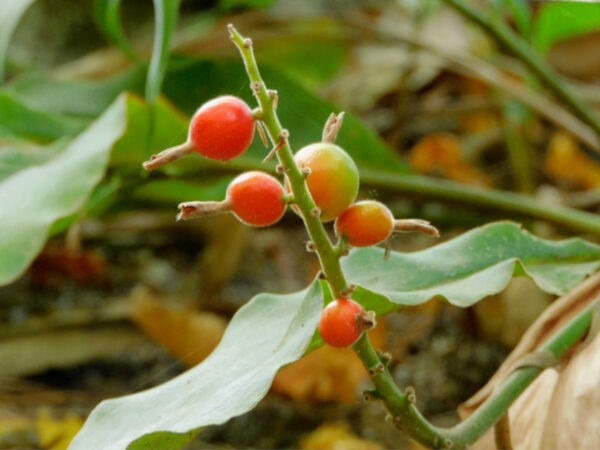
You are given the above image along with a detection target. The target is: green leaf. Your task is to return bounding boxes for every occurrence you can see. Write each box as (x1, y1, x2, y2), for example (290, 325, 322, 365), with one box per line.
(0, 91, 85, 140)
(218, 0, 277, 11)
(0, 140, 64, 181)
(533, 2, 600, 54)
(0, 0, 37, 80)
(94, 0, 137, 59)
(342, 222, 600, 311)
(69, 281, 323, 450)
(6, 66, 146, 117)
(0, 95, 127, 287)
(132, 177, 231, 204)
(161, 58, 409, 173)
(110, 94, 188, 167)
(146, 0, 180, 102)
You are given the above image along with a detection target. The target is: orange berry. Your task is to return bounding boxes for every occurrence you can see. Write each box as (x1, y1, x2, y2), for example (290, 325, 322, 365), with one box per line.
(227, 171, 286, 227)
(318, 298, 364, 347)
(188, 95, 255, 161)
(335, 201, 394, 247)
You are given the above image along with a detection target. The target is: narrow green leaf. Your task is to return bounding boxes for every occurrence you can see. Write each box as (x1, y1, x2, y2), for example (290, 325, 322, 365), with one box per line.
(0, 92, 85, 140)
(0, 140, 64, 181)
(342, 222, 600, 310)
(132, 177, 231, 204)
(146, 0, 180, 102)
(533, 2, 600, 54)
(0, 95, 127, 287)
(69, 281, 323, 450)
(93, 0, 137, 59)
(7, 66, 146, 117)
(0, 0, 37, 80)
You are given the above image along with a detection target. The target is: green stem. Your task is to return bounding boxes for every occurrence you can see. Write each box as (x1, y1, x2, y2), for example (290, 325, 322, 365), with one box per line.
(227, 25, 347, 296)
(442, 0, 600, 144)
(353, 296, 597, 448)
(228, 24, 598, 449)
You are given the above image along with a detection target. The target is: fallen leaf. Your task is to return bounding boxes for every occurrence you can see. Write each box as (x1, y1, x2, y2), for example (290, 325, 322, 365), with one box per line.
(459, 272, 600, 449)
(130, 288, 227, 366)
(545, 130, 600, 188)
(299, 422, 384, 450)
(409, 132, 492, 186)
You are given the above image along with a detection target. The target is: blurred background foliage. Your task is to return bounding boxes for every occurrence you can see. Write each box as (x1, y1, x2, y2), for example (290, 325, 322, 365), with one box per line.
(1, 0, 600, 448)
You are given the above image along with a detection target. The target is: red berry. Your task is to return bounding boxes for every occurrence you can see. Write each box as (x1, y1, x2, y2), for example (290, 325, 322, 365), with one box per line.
(318, 298, 364, 347)
(290, 143, 359, 222)
(227, 171, 286, 227)
(335, 201, 394, 247)
(188, 95, 255, 161)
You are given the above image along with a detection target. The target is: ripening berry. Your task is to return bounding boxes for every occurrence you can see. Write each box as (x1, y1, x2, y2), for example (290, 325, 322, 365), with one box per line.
(227, 171, 286, 227)
(188, 95, 255, 161)
(335, 200, 394, 247)
(291, 143, 359, 222)
(318, 298, 364, 347)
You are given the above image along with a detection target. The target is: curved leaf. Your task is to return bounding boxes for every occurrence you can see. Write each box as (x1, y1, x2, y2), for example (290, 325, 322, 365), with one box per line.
(342, 222, 600, 310)
(0, 95, 127, 287)
(0, 92, 84, 140)
(69, 281, 323, 450)
(93, 0, 137, 59)
(6, 66, 146, 118)
(146, 0, 180, 102)
(0, 0, 37, 80)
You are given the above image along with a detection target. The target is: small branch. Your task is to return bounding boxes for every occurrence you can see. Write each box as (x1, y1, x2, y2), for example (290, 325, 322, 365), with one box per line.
(322, 112, 345, 144)
(352, 295, 597, 448)
(442, 0, 600, 152)
(228, 24, 348, 296)
(394, 219, 440, 237)
(176, 200, 230, 221)
(143, 142, 193, 171)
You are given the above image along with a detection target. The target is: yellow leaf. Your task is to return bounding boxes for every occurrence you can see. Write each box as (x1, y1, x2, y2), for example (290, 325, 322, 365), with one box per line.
(37, 409, 83, 450)
(545, 130, 600, 188)
(300, 422, 384, 450)
(409, 133, 491, 186)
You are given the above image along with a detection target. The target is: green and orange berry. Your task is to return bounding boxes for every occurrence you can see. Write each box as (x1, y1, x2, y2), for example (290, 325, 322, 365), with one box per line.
(318, 298, 365, 348)
(290, 143, 359, 222)
(335, 200, 394, 247)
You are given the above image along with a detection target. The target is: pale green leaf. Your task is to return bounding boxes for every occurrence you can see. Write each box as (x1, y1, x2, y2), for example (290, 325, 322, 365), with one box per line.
(0, 0, 37, 80)
(0, 95, 127, 286)
(342, 222, 600, 310)
(69, 281, 323, 450)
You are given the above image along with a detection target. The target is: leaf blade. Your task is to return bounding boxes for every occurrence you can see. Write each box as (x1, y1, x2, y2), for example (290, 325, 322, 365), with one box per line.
(69, 281, 323, 450)
(0, 95, 127, 286)
(342, 222, 600, 311)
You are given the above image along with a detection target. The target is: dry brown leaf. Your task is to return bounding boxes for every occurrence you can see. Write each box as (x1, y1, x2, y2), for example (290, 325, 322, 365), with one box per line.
(459, 272, 600, 449)
(409, 133, 492, 186)
(272, 321, 387, 404)
(130, 289, 227, 366)
(545, 130, 600, 189)
(299, 422, 384, 450)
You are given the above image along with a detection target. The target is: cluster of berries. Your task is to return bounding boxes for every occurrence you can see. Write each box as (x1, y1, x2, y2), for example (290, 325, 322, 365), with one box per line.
(143, 95, 438, 348)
